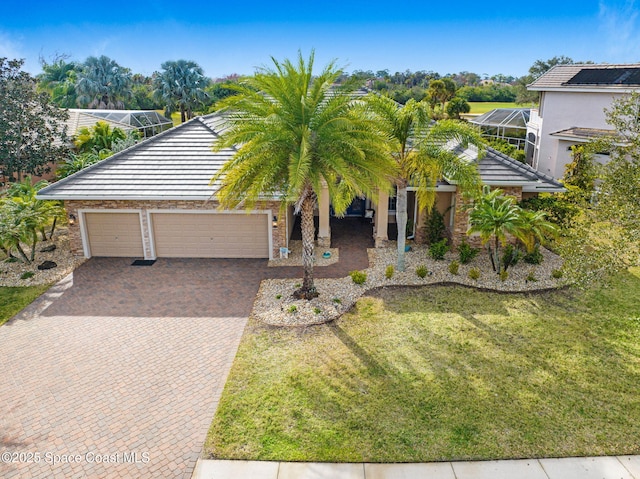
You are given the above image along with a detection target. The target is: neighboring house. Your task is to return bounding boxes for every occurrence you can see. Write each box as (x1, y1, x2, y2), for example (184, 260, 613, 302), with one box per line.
(525, 63, 640, 179)
(66, 109, 173, 139)
(37, 113, 564, 259)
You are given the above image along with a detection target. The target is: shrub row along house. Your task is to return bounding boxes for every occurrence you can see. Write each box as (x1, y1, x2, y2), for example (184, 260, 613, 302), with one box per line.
(37, 109, 564, 260)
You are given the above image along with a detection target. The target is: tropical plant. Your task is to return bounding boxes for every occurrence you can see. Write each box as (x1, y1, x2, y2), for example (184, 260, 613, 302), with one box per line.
(365, 93, 483, 271)
(56, 152, 102, 179)
(75, 55, 133, 109)
(210, 52, 396, 299)
(153, 60, 210, 123)
(0, 178, 64, 263)
(467, 188, 523, 273)
(0, 58, 70, 181)
(515, 208, 557, 254)
(74, 121, 128, 153)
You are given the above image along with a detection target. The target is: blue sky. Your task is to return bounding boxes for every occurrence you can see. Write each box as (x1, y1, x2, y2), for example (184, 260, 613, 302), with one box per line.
(2, 0, 639, 79)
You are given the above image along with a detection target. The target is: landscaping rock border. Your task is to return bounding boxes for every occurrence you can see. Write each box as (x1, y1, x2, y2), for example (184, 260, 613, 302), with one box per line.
(253, 243, 566, 327)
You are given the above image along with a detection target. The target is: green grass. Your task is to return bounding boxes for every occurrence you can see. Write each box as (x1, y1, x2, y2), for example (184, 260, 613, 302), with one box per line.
(467, 102, 520, 114)
(205, 268, 640, 462)
(0, 284, 51, 326)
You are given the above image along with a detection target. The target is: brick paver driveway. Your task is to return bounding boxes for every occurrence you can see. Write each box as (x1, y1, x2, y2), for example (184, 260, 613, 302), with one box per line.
(0, 258, 289, 479)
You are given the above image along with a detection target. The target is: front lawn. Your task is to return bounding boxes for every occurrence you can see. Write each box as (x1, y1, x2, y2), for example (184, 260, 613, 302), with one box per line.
(205, 268, 640, 462)
(0, 285, 51, 326)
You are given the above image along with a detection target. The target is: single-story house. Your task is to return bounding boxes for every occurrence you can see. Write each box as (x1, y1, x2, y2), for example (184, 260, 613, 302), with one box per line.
(37, 113, 564, 259)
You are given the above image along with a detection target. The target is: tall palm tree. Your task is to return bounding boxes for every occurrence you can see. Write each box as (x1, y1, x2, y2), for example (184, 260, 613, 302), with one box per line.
(211, 52, 396, 299)
(153, 60, 210, 123)
(365, 94, 483, 271)
(76, 55, 133, 109)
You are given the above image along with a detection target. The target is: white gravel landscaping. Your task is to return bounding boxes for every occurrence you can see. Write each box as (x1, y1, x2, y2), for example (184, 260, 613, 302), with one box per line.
(0, 227, 86, 287)
(253, 242, 566, 327)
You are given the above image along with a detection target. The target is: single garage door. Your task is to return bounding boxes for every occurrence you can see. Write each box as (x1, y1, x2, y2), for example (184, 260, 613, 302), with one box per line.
(84, 212, 144, 257)
(151, 213, 270, 258)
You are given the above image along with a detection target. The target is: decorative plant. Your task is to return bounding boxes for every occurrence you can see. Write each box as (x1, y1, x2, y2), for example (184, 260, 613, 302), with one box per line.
(416, 265, 428, 278)
(448, 260, 460, 275)
(429, 239, 450, 260)
(458, 240, 479, 264)
(350, 270, 367, 285)
(468, 268, 480, 280)
(385, 265, 394, 279)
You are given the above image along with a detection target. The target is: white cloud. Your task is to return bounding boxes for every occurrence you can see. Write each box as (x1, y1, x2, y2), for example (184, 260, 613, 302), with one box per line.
(598, 0, 640, 59)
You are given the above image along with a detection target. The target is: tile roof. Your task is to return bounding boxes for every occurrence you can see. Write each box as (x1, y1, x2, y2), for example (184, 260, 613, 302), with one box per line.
(38, 114, 234, 200)
(38, 112, 565, 201)
(453, 145, 565, 193)
(528, 63, 640, 90)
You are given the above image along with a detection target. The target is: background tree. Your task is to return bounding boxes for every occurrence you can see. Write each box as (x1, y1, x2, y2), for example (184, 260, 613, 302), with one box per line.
(446, 97, 470, 119)
(37, 55, 79, 108)
(76, 55, 133, 109)
(211, 52, 396, 299)
(559, 92, 640, 284)
(0, 58, 70, 182)
(366, 94, 483, 271)
(153, 60, 210, 123)
(74, 121, 128, 153)
(514, 56, 581, 104)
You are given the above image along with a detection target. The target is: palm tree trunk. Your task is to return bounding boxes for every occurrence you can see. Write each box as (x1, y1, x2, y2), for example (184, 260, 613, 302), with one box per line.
(14, 243, 30, 264)
(30, 230, 37, 261)
(49, 217, 57, 240)
(293, 192, 319, 300)
(396, 179, 408, 272)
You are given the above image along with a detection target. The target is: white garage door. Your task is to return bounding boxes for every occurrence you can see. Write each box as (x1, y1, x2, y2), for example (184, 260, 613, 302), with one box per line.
(84, 212, 144, 257)
(151, 213, 270, 258)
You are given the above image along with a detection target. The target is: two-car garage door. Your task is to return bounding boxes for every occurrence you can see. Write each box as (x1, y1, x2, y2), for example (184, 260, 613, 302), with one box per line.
(83, 211, 270, 258)
(151, 213, 269, 258)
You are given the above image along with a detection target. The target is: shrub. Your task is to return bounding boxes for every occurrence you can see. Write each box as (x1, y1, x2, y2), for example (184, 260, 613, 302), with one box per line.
(499, 269, 509, 282)
(313, 307, 322, 314)
(425, 208, 446, 245)
(275, 294, 282, 299)
(20, 271, 35, 280)
(288, 305, 298, 313)
(551, 269, 564, 279)
(332, 297, 342, 304)
(294, 283, 301, 288)
(350, 270, 367, 285)
(468, 268, 480, 280)
(385, 265, 394, 279)
(502, 244, 521, 271)
(429, 239, 450, 260)
(416, 265, 428, 278)
(458, 240, 479, 264)
(526, 270, 538, 282)
(448, 260, 460, 275)
(523, 245, 544, 265)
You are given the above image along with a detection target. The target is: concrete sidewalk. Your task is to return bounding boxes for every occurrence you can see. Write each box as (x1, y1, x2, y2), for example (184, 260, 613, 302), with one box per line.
(193, 456, 640, 479)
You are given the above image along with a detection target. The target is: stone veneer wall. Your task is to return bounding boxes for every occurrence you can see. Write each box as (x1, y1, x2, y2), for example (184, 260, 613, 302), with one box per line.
(65, 199, 283, 259)
(452, 187, 524, 248)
